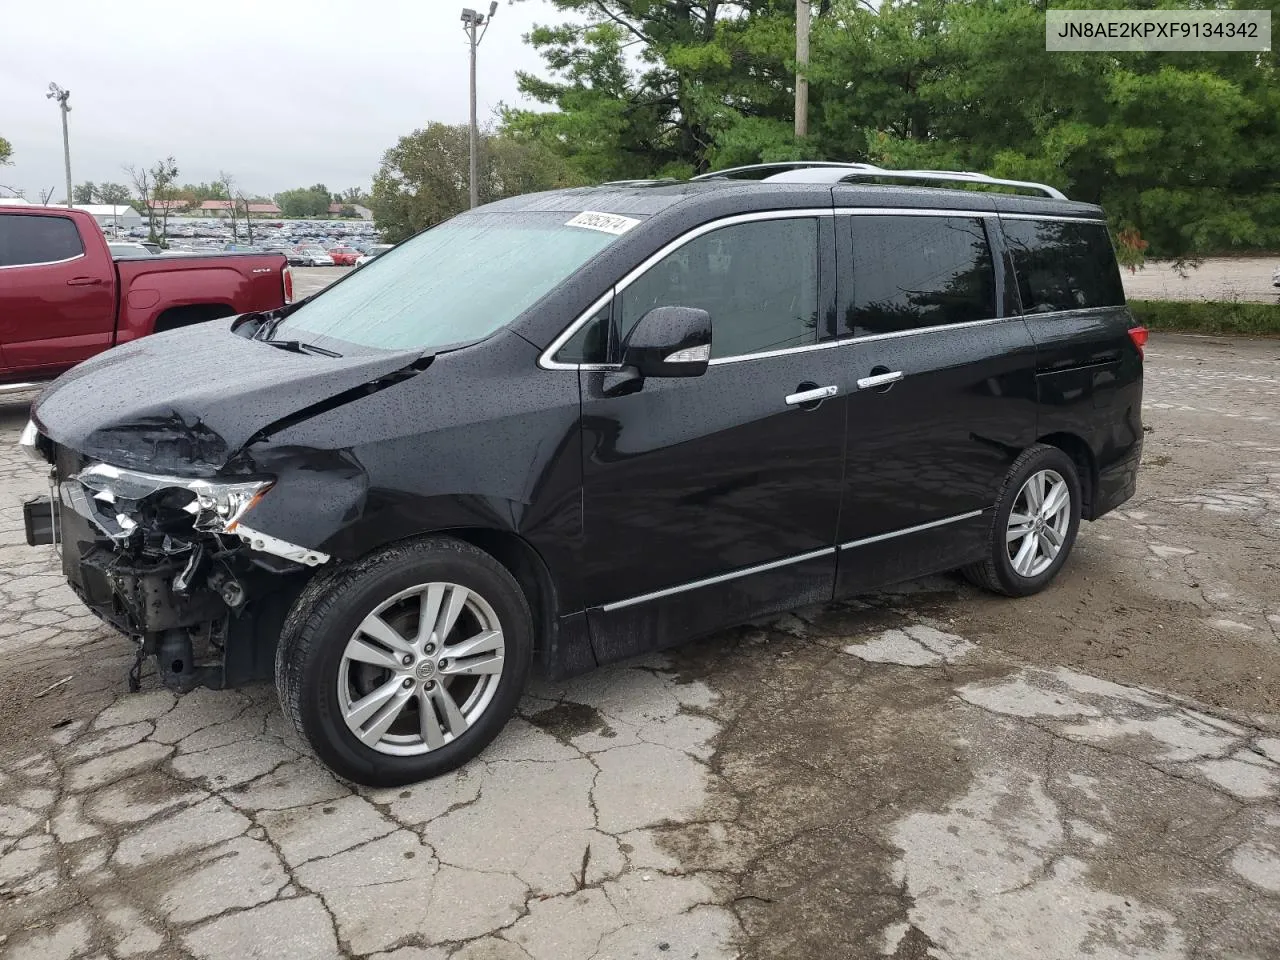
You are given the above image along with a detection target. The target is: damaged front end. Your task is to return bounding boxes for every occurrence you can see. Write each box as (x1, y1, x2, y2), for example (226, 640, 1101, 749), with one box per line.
(22, 425, 328, 693)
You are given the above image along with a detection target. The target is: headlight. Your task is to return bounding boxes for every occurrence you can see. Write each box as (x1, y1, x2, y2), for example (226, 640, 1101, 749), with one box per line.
(74, 463, 273, 535)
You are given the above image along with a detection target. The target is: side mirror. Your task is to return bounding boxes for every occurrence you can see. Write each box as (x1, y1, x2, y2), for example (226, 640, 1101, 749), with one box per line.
(619, 306, 711, 378)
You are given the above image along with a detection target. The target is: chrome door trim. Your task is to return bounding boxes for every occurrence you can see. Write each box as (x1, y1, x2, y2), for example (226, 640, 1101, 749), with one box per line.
(785, 384, 838, 406)
(599, 546, 836, 613)
(539, 208, 835, 370)
(839, 509, 985, 551)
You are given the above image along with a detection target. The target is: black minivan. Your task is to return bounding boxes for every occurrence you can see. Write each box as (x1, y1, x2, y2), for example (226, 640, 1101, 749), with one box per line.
(22, 163, 1144, 786)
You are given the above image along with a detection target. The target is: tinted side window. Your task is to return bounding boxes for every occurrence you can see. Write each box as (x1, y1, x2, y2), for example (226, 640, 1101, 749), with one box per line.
(1002, 219, 1125, 313)
(619, 218, 818, 360)
(0, 214, 85, 267)
(848, 215, 995, 336)
(554, 305, 611, 364)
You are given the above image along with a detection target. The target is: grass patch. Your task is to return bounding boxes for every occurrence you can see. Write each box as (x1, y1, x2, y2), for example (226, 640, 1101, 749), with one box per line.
(1128, 299, 1280, 337)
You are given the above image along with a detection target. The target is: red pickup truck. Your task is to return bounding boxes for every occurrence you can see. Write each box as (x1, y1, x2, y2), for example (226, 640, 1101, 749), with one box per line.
(0, 204, 292, 385)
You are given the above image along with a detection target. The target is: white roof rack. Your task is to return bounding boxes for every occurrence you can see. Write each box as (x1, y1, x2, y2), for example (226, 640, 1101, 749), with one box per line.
(691, 161, 1066, 200)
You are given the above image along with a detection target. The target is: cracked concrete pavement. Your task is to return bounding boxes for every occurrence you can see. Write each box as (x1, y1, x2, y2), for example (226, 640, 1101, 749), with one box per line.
(1, 332, 1278, 959)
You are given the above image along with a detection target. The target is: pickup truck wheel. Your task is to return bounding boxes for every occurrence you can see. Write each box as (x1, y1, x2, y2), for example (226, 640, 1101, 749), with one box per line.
(276, 537, 533, 786)
(962, 444, 1081, 597)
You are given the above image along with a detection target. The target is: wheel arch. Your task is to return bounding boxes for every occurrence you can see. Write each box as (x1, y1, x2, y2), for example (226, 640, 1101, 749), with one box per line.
(153, 302, 237, 333)
(437, 527, 559, 658)
(1036, 431, 1097, 519)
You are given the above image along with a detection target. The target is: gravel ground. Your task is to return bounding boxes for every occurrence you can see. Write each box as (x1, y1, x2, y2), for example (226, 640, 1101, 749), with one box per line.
(0, 333, 1277, 960)
(1122, 257, 1278, 303)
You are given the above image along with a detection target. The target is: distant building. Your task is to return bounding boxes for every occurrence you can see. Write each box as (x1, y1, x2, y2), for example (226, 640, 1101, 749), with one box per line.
(147, 199, 190, 216)
(195, 199, 283, 218)
(328, 202, 374, 220)
(74, 204, 143, 231)
(197, 200, 236, 218)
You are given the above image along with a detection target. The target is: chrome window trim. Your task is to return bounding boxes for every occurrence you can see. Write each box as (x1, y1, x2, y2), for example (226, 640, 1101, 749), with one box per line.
(834, 207, 998, 218)
(0, 251, 86, 271)
(540, 207, 1104, 371)
(539, 208, 834, 370)
(839, 509, 985, 551)
(998, 213, 1108, 223)
(599, 546, 835, 613)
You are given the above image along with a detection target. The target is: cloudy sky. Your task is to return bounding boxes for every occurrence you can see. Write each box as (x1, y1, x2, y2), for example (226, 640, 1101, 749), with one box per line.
(0, 0, 564, 200)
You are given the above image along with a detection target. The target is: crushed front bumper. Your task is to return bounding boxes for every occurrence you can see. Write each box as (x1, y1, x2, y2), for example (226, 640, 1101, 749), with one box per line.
(30, 445, 319, 693)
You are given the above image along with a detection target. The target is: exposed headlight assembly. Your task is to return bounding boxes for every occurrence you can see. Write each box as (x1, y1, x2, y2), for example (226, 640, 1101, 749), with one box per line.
(68, 463, 329, 566)
(75, 463, 272, 535)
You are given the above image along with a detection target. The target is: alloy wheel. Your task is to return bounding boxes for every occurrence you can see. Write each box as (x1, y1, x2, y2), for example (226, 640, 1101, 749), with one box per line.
(1006, 469, 1071, 578)
(337, 582, 506, 756)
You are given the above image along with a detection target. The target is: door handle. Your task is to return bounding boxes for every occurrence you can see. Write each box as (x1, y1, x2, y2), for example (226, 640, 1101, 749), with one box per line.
(66, 277, 104, 286)
(785, 384, 838, 406)
(856, 370, 905, 390)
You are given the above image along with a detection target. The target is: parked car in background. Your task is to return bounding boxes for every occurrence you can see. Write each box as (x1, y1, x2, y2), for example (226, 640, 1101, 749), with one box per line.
(327, 246, 360, 266)
(293, 245, 336, 266)
(107, 242, 156, 257)
(21, 163, 1142, 786)
(354, 243, 393, 267)
(0, 204, 291, 384)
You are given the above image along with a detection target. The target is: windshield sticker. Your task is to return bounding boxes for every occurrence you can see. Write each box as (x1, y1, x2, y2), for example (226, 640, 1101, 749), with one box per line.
(565, 211, 641, 235)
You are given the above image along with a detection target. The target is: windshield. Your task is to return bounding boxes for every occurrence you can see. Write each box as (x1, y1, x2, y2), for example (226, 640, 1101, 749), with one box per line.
(272, 211, 633, 352)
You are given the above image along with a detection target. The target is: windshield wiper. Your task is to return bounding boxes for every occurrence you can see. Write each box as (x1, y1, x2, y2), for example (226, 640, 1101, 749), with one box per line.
(263, 339, 343, 358)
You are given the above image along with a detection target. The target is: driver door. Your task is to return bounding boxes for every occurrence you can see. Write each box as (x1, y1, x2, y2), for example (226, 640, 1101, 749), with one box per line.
(577, 214, 847, 664)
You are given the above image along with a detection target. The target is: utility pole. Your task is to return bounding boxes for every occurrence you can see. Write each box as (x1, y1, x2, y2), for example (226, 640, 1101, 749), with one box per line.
(795, 0, 810, 138)
(47, 83, 72, 207)
(461, 2, 497, 209)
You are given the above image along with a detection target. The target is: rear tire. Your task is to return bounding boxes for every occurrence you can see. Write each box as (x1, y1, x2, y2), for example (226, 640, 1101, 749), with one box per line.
(276, 536, 532, 786)
(963, 444, 1081, 597)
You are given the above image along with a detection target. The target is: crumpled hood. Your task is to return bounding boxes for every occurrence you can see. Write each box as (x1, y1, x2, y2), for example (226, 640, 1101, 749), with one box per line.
(32, 320, 423, 474)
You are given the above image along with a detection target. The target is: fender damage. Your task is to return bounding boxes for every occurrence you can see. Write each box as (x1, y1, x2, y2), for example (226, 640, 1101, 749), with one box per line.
(24, 319, 428, 692)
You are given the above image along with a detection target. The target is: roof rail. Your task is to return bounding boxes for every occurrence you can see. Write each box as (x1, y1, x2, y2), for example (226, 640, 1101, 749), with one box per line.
(690, 161, 860, 181)
(692, 161, 1066, 200)
(599, 178, 681, 187)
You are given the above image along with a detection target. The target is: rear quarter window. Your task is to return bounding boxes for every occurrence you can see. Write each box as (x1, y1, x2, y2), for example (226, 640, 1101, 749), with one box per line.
(0, 214, 85, 267)
(1002, 218, 1125, 313)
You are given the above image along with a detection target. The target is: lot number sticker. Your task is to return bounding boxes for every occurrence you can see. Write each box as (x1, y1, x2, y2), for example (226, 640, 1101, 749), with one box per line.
(566, 211, 642, 235)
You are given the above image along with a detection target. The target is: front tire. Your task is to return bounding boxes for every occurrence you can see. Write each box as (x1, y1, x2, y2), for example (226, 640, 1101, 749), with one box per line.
(276, 537, 533, 786)
(963, 444, 1081, 597)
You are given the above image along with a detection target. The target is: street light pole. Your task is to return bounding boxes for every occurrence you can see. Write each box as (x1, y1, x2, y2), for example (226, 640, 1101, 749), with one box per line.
(461, 3, 498, 209)
(47, 83, 72, 208)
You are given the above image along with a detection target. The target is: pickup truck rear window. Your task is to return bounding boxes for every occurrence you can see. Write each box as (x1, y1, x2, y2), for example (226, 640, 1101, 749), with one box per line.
(273, 212, 632, 353)
(0, 214, 85, 267)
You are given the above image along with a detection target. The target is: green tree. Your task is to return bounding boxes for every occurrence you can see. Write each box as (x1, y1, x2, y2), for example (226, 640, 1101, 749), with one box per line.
(508, 0, 1280, 257)
(274, 184, 332, 218)
(72, 181, 97, 203)
(97, 182, 132, 205)
(369, 123, 581, 242)
(334, 186, 370, 206)
(0, 136, 11, 165)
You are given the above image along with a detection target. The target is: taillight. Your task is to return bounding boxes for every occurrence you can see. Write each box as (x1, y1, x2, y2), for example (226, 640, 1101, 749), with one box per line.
(282, 265, 294, 304)
(1128, 325, 1148, 359)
